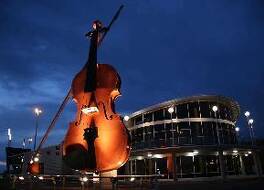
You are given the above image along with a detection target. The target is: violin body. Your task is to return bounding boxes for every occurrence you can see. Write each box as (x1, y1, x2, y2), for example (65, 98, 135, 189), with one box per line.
(62, 64, 130, 172)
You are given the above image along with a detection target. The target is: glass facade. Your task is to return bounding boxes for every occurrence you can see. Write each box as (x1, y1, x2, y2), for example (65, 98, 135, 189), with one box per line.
(125, 96, 263, 179)
(129, 99, 238, 149)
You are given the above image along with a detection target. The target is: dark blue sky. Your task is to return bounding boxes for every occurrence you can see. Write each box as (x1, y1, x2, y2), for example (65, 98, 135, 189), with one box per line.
(0, 0, 264, 170)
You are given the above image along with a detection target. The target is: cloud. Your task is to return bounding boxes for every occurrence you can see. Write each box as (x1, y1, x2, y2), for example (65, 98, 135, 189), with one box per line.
(0, 161, 6, 166)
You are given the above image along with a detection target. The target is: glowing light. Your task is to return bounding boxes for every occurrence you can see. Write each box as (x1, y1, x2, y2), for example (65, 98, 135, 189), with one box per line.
(38, 176, 44, 180)
(34, 157, 39, 162)
(18, 176, 24, 180)
(248, 151, 252, 154)
(212, 105, 218, 112)
(136, 156, 144, 160)
(34, 108, 42, 116)
(30, 160, 33, 164)
(244, 111, 250, 117)
(186, 152, 194, 156)
(124, 115, 130, 121)
(233, 150, 238, 153)
(168, 107, 174, 114)
(81, 106, 99, 114)
(248, 119, 254, 125)
(80, 177, 88, 182)
(8, 128, 12, 141)
(153, 154, 163, 158)
(193, 150, 199, 155)
(147, 153, 152, 157)
(235, 127, 240, 132)
(245, 154, 248, 157)
(130, 177, 135, 182)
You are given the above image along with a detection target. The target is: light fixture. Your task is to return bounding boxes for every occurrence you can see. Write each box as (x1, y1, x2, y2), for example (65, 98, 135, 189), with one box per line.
(168, 107, 174, 114)
(233, 150, 238, 153)
(244, 111, 250, 117)
(147, 153, 152, 157)
(18, 176, 24, 180)
(34, 108, 42, 116)
(130, 177, 135, 182)
(124, 115, 130, 121)
(248, 151, 252, 154)
(33, 157, 39, 162)
(245, 153, 248, 157)
(81, 176, 88, 182)
(81, 106, 99, 114)
(38, 176, 44, 180)
(30, 160, 33, 164)
(153, 154, 163, 158)
(235, 127, 240, 132)
(248, 119, 254, 125)
(212, 105, 218, 112)
(193, 150, 199, 155)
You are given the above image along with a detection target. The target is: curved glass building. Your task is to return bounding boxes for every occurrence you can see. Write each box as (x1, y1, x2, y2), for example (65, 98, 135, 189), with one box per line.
(123, 95, 263, 179)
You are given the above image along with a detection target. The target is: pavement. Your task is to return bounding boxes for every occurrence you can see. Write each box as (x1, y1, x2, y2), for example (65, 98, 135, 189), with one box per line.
(1, 177, 264, 190)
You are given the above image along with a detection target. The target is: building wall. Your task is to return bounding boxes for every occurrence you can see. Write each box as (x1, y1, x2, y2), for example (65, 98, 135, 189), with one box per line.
(127, 95, 239, 150)
(22, 145, 65, 175)
(124, 95, 263, 178)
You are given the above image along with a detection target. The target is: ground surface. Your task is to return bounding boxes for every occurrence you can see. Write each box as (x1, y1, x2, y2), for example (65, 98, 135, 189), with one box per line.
(1, 177, 264, 190)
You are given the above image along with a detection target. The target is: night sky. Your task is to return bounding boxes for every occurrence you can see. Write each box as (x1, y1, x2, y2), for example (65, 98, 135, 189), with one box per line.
(0, 0, 264, 171)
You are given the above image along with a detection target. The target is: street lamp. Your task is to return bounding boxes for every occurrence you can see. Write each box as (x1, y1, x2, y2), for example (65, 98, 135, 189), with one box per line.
(123, 115, 130, 122)
(33, 107, 42, 150)
(212, 105, 220, 145)
(168, 107, 174, 114)
(244, 110, 255, 146)
(235, 127, 240, 145)
(248, 118, 255, 145)
(244, 111, 250, 117)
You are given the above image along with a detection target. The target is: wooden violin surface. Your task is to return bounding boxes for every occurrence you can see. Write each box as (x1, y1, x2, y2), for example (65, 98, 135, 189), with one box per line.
(62, 64, 130, 172)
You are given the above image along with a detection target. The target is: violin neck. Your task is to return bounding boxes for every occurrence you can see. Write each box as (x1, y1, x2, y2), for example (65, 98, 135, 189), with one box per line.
(84, 29, 99, 92)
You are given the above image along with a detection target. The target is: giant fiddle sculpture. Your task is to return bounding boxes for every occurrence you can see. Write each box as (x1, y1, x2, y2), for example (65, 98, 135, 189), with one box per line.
(62, 5, 130, 172)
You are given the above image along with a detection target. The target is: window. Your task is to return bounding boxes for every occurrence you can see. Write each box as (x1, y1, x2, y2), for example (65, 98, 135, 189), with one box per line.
(191, 122, 203, 137)
(189, 102, 200, 118)
(154, 109, 164, 121)
(202, 122, 215, 145)
(200, 102, 210, 118)
(154, 124, 165, 140)
(177, 104, 188, 118)
(135, 115, 143, 125)
(135, 128, 143, 142)
(144, 112, 153, 122)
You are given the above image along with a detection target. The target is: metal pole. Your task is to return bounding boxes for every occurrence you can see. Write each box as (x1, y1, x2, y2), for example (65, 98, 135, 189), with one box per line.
(215, 112, 220, 145)
(171, 112, 174, 145)
(250, 124, 255, 146)
(34, 115, 39, 151)
(246, 118, 253, 145)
